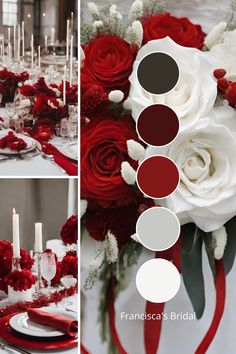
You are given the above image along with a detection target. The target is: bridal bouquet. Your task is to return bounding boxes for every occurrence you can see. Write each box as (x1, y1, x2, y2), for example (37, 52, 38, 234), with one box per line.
(81, 0, 236, 352)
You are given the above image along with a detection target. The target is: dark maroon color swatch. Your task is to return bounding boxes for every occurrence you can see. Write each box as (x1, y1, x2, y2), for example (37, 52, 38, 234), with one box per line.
(137, 104, 179, 146)
(137, 156, 179, 198)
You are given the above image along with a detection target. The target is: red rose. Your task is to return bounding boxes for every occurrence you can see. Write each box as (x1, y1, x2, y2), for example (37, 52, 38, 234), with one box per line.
(81, 115, 138, 208)
(60, 215, 78, 245)
(83, 35, 136, 93)
(19, 85, 36, 97)
(142, 13, 205, 49)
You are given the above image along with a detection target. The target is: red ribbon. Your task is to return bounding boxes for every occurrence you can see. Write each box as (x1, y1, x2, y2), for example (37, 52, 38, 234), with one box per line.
(81, 343, 90, 354)
(108, 278, 128, 354)
(195, 259, 226, 354)
(144, 240, 181, 354)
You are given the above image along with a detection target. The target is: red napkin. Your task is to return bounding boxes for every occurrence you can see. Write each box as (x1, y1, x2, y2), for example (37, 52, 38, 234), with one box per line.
(27, 308, 78, 337)
(41, 142, 78, 176)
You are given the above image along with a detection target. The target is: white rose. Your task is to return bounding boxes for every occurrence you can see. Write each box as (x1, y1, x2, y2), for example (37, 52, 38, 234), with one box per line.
(145, 107, 236, 232)
(129, 37, 217, 130)
(207, 29, 236, 80)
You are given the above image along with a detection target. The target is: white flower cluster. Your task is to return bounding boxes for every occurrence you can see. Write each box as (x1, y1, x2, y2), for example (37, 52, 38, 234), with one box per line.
(47, 98, 64, 109)
(19, 98, 31, 109)
(105, 231, 119, 264)
(212, 226, 228, 260)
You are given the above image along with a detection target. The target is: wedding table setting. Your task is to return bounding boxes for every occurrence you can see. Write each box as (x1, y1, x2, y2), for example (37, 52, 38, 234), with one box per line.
(0, 13, 78, 177)
(0, 181, 78, 354)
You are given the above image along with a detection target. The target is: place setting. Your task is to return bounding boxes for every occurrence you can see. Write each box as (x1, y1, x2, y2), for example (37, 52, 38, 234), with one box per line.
(0, 179, 78, 354)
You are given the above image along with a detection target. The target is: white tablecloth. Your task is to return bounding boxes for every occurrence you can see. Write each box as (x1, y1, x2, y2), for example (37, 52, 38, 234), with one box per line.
(0, 133, 77, 176)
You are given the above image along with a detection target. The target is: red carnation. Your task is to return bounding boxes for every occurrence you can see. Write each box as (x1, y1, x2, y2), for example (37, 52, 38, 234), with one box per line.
(83, 35, 136, 94)
(85, 195, 154, 247)
(61, 256, 78, 279)
(142, 13, 205, 49)
(19, 84, 36, 97)
(60, 215, 78, 245)
(0, 131, 27, 151)
(81, 115, 139, 208)
(6, 269, 35, 292)
(0, 240, 34, 278)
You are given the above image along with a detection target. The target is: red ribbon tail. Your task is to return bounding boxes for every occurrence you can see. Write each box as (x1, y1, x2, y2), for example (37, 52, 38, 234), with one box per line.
(144, 301, 165, 354)
(108, 279, 128, 354)
(195, 259, 226, 354)
(81, 343, 90, 354)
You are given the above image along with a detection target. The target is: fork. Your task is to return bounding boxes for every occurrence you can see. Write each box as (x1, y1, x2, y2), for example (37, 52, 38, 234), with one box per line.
(0, 342, 32, 354)
(36, 147, 66, 174)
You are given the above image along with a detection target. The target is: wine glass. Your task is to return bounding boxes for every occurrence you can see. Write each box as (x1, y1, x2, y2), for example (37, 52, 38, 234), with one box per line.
(60, 275, 77, 307)
(41, 252, 56, 294)
(60, 119, 69, 141)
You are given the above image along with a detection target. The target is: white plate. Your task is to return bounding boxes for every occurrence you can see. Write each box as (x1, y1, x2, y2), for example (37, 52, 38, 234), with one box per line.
(9, 307, 77, 338)
(60, 143, 78, 161)
(0, 131, 36, 155)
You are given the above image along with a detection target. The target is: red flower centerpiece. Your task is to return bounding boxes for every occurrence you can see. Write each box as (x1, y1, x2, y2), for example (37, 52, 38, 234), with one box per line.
(6, 269, 35, 303)
(0, 68, 29, 106)
(60, 215, 78, 245)
(0, 131, 27, 152)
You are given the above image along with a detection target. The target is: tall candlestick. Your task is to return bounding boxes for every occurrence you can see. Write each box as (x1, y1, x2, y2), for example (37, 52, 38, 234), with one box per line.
(13, 25, 16, 58)
(51, 27, 55, 44)
(1, 36, 5, 65)
(67, 179, 76, 218)
(69, 35, 73, 85)
(71, 12, 74, 34)
(22, 21, 25, 57)
(17, 24, 20, 62)
(38, 45, 41, 68)
(66, 19, 70, 61)
(12, 208, 20, 258)
(31, 34, 34, 69)
(8, 27, 10, 44)
(8, 43, 12, 61)
(44, 35, 48, 52)
(35, 223, 43, 252)
(63, 64, 66, 106)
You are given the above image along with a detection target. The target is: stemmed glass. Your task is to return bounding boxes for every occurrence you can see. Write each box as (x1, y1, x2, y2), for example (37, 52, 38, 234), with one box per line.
(60, 118, 69, 141)
(41, 252, 56, 294)
(60, 275, 77, 307)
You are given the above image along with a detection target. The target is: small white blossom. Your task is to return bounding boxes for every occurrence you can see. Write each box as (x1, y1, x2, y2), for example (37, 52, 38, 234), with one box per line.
(88, 2, 99, 16)
(57, 98, 64, 107)
(18, 82, 23, 87)
(47, 100, 58, 109)
(50, 86, 61, 97)
(80, 199, 88, 218)
(204, 22, 227, 49)
(121, 161, 136, 185)
(130, 233, 141, 243)
(131, 21, 143, 47)
(109, 5, 122, 22)
(19, 98, 31, 109)
(108, 90, 124, 103)
(105, 231, 118, 264)
(24, 79, 33, 86)
(127, 139, 145, 161)
(129, 0, 143, 21)
(123, 98, 132, 110)
(212, 226, 228, 260)
(93, 20, 104, 31)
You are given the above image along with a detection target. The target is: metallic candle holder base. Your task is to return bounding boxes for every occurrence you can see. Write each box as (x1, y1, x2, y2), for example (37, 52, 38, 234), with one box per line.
(33, 251, 44, 293)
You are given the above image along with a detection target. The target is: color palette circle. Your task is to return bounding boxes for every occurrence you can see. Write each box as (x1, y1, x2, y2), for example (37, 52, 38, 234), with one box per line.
(136, 207, 180, 251)
(136, 155, 179, 199)
(137, 52, 179, 95)
(136, 258, 181, 303)
(137, 104, 179, 147)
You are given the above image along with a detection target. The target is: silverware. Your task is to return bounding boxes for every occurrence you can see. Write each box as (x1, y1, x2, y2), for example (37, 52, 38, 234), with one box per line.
(36, 147, 66, 174)
(0, 342, 32, 354)
(65, 308, 77, 314)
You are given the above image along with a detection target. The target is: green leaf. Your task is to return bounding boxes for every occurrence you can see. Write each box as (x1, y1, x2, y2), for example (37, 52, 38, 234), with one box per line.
(181, 224, 205, 319)
(224, 216, 236, 274)
(203, 232, 216, 276)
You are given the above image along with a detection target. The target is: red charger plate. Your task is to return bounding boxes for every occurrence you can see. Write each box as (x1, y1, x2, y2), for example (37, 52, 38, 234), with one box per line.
(0, 313, 78, 349)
